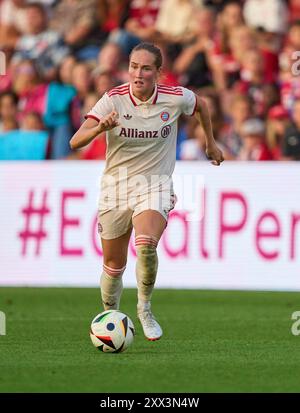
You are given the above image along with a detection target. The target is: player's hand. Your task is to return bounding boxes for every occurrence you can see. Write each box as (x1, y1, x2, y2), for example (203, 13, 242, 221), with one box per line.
(98, 111, 119, 132)
(206, 144, 224, 166)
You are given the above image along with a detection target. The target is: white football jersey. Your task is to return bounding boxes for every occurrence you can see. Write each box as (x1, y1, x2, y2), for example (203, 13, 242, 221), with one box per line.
(86, 83, 197, 200)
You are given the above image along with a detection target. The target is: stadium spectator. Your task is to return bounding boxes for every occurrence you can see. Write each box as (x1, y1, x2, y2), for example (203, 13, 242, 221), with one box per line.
(0, 0, 28, 48)
(110, 0, 161, 55)
(237, 118, 273, 160)
(203, 0, 237, 13)
(12, 2, 69, 80)
(0, 91, 19, 132)
(0, 0, 299, 162)
(243, 0, 288, 34)
(235, 49, 269, 116)
(12, 59, 48, 122)
(92, 70, 120, 98)
(67, 92, 107, 160)
(220, 94, 253, 158)
(180, 123, 209, 160)
(71, 62, 93, 101)
(173, 7, 216, 89)
(96, 41, 128, 83)
(266, 105, 290, 160)
(98, 0, 130, 36)
(282, 99, 300, 161)
(58, 55, 77, 86)
(155, 0, 199, 45)
(211, 21, 253, 90)
(50, 0, 103, 61)
(44, 80, 77, 159)
(21, 111, 44, 131)
(289, 0, 300, 21)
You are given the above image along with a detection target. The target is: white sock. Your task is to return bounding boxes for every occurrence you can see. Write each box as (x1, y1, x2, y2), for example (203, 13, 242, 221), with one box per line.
(135, 236, 158, 313)
(100, 266, 125, 310)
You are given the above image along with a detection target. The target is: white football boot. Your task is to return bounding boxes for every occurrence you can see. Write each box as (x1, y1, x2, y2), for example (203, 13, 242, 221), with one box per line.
(137, 308, 163, 341)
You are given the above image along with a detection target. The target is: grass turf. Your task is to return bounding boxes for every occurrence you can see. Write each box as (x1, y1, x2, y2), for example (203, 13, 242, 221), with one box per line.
(0, 287, 299, 393)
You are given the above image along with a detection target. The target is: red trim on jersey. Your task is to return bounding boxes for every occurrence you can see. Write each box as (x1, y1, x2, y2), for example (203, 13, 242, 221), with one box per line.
(157, 84, 182, 92)
(152, 88, 158, 104)
(85, 114, 100, 122)
(108, 84, 129, 93)
(129, 89, 138, 106)
(108, 91, 129, 97)
(108, 85, 129, 97)
(191, 94, 197, 116)
(157, 90, 183, 96)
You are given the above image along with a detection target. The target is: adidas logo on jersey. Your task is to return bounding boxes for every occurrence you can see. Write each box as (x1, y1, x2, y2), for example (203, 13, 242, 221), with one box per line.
(123, 114, 132, 120)
(119, 127, 159, 139)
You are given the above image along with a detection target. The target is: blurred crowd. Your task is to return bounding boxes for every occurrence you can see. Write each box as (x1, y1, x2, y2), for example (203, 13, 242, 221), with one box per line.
(0, 0, 300, 161)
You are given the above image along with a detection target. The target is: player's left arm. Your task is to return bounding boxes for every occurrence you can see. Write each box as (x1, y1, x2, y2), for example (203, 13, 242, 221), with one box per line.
(193, 94, 224, 166)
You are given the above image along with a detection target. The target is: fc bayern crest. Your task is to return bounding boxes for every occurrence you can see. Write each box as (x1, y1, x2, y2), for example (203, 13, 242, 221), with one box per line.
(161, 112, 170, 122)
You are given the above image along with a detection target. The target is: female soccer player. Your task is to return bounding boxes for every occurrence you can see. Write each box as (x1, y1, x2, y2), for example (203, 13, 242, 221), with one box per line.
(70, 43, 224, 341)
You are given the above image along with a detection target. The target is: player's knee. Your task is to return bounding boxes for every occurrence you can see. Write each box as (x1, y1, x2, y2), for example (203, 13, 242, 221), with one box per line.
(103, 263, 126, 277)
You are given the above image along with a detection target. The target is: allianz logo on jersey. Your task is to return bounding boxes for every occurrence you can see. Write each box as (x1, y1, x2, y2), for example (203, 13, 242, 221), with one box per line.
(119, 126, 171, 139)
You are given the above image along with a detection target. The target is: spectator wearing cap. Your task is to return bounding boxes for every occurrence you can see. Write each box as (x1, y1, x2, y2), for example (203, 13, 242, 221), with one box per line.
(266, 105, 290, 160)
(282, 99, 300, 161)
(237, 118, 273, 160)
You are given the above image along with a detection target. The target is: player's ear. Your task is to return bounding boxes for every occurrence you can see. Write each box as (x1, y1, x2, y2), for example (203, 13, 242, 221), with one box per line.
(157, 66, 162, 80)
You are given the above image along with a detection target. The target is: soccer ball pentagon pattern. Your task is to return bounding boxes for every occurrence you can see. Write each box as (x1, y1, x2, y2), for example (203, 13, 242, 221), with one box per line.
(90, 310, 135, 353)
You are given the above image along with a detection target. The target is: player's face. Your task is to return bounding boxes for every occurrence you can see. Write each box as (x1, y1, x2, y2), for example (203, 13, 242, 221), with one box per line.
(129, 50, 160, 100)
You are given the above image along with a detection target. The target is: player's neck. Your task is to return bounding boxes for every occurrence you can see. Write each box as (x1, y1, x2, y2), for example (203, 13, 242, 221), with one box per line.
(132, 86, 156, 102)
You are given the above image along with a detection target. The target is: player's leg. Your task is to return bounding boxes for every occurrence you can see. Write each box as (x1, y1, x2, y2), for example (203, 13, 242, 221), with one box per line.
(100, 226, 132, 311)
(132, 210, 166, 340)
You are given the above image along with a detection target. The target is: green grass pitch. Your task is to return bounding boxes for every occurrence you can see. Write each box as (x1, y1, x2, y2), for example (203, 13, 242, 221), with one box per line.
(0, 287, 300, 393)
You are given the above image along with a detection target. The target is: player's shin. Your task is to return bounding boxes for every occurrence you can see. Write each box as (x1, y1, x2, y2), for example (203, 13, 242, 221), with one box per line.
(135, 235, 158, 312)
(100, 264, 126, 310)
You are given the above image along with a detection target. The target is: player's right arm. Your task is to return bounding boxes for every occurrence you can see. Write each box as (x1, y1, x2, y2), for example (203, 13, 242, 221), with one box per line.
(70, 111, 119, 150)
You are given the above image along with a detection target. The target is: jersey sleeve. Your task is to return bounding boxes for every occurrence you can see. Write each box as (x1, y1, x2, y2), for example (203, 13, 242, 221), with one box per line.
(85, 93, 114, 122)
(180, 87, 197, 116)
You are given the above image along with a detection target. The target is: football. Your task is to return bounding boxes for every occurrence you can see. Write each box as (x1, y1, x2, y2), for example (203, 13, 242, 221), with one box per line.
(90, 310, 135, 353)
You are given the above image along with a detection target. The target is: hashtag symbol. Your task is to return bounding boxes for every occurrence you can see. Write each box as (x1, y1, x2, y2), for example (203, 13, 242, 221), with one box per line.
(19, 190, 50, 256)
